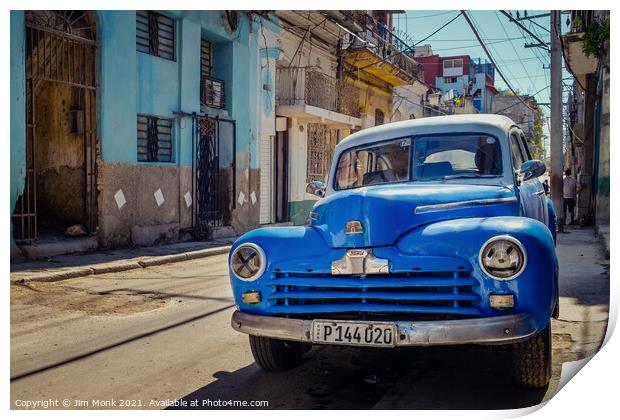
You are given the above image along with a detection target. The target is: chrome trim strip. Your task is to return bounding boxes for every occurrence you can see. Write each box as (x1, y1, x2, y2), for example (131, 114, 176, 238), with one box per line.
(231, 311, 538, 346)
(414, 196, 518, 214)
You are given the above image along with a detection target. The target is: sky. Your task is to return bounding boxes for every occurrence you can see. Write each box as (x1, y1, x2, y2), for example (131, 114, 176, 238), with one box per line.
(394, 10, 573, 157)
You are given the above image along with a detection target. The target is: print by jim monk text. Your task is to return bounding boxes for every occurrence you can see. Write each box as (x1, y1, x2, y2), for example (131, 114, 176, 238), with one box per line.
(13, 398, 270, 409)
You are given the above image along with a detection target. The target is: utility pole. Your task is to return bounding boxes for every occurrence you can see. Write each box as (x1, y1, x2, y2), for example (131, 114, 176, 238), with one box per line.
(550, 10, 564, 232)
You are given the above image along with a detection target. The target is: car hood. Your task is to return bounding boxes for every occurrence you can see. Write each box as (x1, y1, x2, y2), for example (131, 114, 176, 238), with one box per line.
(310, 182, 519, 248)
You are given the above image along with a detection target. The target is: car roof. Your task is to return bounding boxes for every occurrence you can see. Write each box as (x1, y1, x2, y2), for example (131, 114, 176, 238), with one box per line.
(336, 114, 519, 153)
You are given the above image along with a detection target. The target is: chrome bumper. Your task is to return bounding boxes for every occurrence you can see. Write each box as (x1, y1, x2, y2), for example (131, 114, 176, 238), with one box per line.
(231, 311, 538, 346)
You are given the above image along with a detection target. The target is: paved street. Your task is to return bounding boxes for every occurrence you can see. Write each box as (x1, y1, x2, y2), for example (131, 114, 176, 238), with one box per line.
(10, 226, 608, 410)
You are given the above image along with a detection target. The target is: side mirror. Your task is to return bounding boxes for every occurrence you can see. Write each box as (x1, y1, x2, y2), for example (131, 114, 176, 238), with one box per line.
(306, 180, 325, 198)
(520, 160, 546, 182)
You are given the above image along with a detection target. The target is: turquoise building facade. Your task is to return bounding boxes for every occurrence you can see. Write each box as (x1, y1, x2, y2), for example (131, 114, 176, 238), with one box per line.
(10, 10, 279, 251)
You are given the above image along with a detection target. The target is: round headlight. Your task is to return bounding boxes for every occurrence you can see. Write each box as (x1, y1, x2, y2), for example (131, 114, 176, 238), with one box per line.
(230, 243, 266, 281)
(479, 236, 527, 280)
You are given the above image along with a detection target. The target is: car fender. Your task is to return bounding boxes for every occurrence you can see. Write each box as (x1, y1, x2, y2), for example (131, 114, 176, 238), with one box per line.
(396, 216, 558, 329)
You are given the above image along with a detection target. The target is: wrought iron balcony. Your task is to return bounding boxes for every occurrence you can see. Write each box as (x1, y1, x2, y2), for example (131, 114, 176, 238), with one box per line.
(200, 75, 226, 109)
(275, 67, 360, 118)
(344, 13, 423, 85)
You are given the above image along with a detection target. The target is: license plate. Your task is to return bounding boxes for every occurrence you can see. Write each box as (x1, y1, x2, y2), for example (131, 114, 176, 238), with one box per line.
(311, 320, 397, 347)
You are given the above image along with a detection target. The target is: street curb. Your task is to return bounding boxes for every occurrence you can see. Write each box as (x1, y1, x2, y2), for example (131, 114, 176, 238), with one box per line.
(11, 245, 232, 284)
(91, 261, 144, 275)
(12, 268, 95, 284)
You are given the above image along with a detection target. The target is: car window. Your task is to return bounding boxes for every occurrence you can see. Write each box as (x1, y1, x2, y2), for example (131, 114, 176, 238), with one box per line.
(335, 138, 411, 190)
(510, 133, 525, 171)
(413, 134, 501, 180)
(519, 132, 532, 160)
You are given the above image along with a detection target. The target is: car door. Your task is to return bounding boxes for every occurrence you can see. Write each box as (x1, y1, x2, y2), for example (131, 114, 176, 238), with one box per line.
(510, 130, 546, 223)
(519, 132, 548, 224)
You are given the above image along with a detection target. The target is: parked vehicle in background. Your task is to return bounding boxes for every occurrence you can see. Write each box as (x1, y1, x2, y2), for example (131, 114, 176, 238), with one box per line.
(228, 115, 558, 388)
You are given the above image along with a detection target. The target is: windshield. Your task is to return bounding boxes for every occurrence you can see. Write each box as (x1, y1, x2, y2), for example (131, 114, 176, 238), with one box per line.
(335, 138, 411, 190)
(334, 134, 502, 190)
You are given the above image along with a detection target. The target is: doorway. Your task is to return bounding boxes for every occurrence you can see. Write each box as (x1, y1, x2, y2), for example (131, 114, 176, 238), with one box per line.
(12, 11, 98, 243)
(274, 129, 289, 223)
(193, 115, 236, 238)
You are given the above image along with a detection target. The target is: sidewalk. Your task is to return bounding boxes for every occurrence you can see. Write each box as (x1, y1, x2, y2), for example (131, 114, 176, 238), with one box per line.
(10, 238, 235, 284)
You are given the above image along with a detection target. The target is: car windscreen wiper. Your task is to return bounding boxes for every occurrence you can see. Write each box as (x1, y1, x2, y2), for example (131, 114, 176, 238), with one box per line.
(441, 173, 499, 180)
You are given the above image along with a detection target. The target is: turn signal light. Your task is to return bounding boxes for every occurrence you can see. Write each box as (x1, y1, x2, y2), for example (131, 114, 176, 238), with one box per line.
(490, 294, 515, 309)
(242, 291, 261, 304)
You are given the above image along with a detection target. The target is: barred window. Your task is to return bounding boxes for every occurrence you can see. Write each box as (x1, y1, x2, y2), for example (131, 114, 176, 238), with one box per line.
(137, 114, 173, 163)
(136, 11, 175, 61)
(200, 39, 225, 109)
(375, 109, 385, 126)
(306, 124, 338, 183)
(201, 39, 212, 78)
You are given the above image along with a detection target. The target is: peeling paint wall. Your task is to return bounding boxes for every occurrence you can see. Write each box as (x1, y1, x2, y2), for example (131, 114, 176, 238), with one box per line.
(98, 162, 192, 247)
(595, 63, 610, 226)
(34, 82, 87, 229)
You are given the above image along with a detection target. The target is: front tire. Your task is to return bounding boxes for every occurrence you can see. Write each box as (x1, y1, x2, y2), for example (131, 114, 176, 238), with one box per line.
(249, 335, 304, 372)
(513, 323, 552, 388)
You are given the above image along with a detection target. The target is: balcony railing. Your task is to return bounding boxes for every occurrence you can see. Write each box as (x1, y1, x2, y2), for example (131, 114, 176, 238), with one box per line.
(201, 75, 226, 109)
(345, 14, 422, 83)
(276, 67, 361, 118)
(568, 10, 598, 33)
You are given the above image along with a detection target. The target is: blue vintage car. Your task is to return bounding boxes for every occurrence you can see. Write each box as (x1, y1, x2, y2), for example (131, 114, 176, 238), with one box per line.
(228, 115, 558, 388)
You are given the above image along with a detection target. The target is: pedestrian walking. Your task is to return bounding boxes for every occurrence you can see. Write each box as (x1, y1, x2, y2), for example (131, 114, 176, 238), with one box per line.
(563, 168, 581, 225)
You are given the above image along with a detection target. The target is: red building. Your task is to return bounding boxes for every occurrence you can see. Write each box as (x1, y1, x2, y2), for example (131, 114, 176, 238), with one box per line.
(415, 54, 474, 91)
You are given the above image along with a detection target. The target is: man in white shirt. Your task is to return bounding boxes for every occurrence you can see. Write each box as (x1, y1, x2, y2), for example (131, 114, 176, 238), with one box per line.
(563, 168, 581, 225)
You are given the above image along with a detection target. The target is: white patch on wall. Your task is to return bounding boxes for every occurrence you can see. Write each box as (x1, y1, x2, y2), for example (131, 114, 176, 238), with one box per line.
(154, 188, 165, 207)
(250, 191, 257, 205)
(184, 191, 193, 208)
(114, 189, 126, 210)
(238, 191, 246, 206)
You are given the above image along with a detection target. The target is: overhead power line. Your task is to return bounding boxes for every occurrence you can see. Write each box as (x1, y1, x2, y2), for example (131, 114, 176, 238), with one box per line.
(494, 84, 550, 114)
(494, 11, 537, 92)
(400, 10, 457, 20)
(499, 10, 549, 50)
(461, 10, 538, 114)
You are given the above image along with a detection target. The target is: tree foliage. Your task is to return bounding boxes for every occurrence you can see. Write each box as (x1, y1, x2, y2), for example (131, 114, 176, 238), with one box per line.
(532, 105, 546, 159)
(583, 18, 610, 58)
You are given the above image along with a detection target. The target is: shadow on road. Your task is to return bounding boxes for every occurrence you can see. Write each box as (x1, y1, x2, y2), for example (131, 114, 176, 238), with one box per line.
(10, 304, 236, 382)
(173, 343, 549, 410)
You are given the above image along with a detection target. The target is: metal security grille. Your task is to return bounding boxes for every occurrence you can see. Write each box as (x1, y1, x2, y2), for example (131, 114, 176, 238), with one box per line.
(200, 39, 212, 78)
(137, 115, 173, 162)
(375, 109, 385, 125)
(306, 123, 326, 183)
(136, 11, 175, 61)
(192, 116, 236, 238)
(199, 39, 226, 109)
(306, 124, 338, 183)
(201, 76, 226, 109)
(13, 11, 98, 243)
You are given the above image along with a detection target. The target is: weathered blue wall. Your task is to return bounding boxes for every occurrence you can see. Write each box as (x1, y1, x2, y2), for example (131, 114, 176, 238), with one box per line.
(10, 10, 279, 245)
(10, 11, 26, 244)
(97, 10, 266, 169)
(99, 11, 138, 164)
(436, 74, 470, 96)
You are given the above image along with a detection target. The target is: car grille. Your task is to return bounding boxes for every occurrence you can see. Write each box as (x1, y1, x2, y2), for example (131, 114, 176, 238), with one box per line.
(263, 270, 482, 319)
